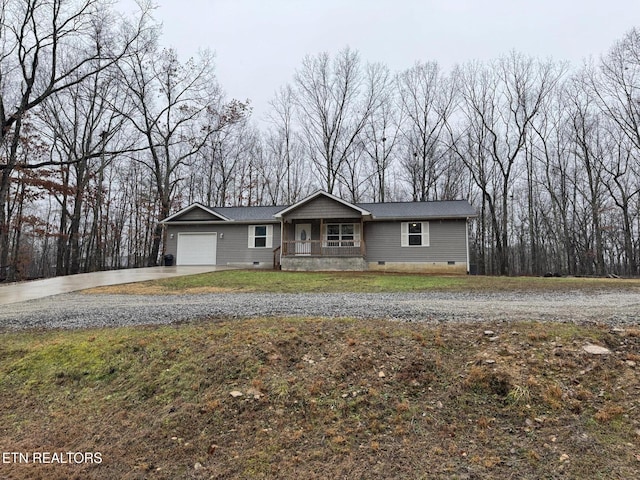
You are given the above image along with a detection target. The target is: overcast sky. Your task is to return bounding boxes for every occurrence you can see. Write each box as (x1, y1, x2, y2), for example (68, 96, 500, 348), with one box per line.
(123, 0, 640, 122)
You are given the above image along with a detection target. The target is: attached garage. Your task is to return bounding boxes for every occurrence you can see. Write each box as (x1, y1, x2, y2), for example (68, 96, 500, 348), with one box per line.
(176, 232, 217, 265)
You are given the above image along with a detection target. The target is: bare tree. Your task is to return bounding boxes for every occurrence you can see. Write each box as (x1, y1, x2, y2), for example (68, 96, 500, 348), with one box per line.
(120, 46, 247, 264)
(260, 128, 309, 205)
(265, 85, 308, 204)
(528, 80, 580, 275)
(398, 61, 457, 201)
(0, 0, 152, 277)
(565, 72, 609, 275)
(451, 54, 563, 275)
(188, 109, 253, 208)
(0, 119, 52, 280)
(293, 48, 381, 194)
(36, 61, 130, 275)
(359, 63, 400, 202)
(600, 132, 640, 275)
(590, 29, 640, 275)
(592, 28, 640, 152)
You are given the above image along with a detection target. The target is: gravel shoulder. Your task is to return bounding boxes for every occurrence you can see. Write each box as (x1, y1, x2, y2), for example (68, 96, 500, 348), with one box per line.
(1, 290, 639, 331)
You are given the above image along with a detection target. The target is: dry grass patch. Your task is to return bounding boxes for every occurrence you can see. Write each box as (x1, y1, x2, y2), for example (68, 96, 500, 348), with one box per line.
(83, 284, 235, 295)
(0, 318, 638, 479)
(81, 270, 640, 295)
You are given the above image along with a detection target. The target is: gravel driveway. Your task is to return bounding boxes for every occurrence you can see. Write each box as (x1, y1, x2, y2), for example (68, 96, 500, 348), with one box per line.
(1, 290, 639, 331)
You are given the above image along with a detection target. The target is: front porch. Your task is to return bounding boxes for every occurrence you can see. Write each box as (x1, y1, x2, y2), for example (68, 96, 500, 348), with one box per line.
(273, 191, 373, 271)
(279, 219, 366, 271)
(280, 218, 365, 257)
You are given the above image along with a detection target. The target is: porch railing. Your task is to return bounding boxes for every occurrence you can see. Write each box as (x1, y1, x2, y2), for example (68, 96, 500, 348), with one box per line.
(282, 240, 364, 257)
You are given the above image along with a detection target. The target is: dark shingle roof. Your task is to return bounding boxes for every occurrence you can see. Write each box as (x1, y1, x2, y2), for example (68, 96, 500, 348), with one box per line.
(207, 200, 476, 221)
(212, 205, 285, 222)
(357, 199, 477, 220)
(165, 194, 476, 224)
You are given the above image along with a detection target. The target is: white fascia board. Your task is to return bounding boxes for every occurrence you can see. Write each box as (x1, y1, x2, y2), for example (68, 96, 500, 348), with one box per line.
(366, 215, 471, 222)
(164, 220, 279, 225)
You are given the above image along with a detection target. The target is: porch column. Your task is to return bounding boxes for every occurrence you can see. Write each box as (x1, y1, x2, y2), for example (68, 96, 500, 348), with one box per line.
(281, 220, 286, 256)
(282, 218, 289, 256)
(360, 218, 365, 256)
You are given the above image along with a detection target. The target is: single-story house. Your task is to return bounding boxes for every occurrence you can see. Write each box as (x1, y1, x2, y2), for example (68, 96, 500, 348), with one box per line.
(161, 191, 477, 273)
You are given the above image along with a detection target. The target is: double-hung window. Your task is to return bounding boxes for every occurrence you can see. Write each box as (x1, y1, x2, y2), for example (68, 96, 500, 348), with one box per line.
(325, 223, 359, 247)
(248, 225, 273, 248)
(401, 222, 429, 247)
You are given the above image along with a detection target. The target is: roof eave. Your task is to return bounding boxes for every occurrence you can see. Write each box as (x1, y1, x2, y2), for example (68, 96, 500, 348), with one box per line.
(368, 214, 476, 221)
(161, 219, 280, 225)
(160, 220, 231, 225)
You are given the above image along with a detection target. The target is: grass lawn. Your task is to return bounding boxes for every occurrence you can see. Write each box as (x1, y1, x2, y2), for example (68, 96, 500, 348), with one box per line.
(84, 269, 640, 295)
(0, 318, 639, 479)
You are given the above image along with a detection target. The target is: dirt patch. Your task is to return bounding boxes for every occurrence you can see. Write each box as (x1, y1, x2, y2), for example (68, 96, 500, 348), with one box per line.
(82, 285, 235, 295)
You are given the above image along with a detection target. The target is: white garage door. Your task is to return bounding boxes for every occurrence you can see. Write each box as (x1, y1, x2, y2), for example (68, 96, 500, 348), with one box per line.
(176, 233, 217, 265)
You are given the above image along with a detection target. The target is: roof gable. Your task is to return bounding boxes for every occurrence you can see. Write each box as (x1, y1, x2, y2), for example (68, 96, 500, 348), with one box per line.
(161, 203, 231, 223)
(275, 191, 371, 218)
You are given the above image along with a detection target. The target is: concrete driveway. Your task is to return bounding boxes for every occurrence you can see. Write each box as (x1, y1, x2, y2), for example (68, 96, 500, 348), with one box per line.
(0, 266, 231, 305)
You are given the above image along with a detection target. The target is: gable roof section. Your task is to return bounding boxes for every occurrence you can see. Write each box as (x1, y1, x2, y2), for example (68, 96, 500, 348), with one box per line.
(161, 203, 231, 223)
(274, 191, 371, 218)
(358, 199, 477, 220)
(161, 203, 284, 224)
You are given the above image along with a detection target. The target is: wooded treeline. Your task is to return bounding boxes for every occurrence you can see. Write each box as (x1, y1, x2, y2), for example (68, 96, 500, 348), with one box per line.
(2, 1, 640, 280)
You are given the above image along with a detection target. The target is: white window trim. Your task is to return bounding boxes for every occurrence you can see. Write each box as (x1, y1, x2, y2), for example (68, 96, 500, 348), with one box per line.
(401, 221, 430, 247)
(322, 223, 361, 247)
(248, 224, 273, 248)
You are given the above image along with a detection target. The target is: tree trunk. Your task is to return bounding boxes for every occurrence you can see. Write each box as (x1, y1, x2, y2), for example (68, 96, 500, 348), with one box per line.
(0, 169, 11, 280)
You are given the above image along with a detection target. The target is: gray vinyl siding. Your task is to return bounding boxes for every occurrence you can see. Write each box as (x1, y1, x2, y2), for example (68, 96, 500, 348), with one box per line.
(165, 223, 280, 265)
(282, 197, 363, 220)
(364, 220, 468, 263)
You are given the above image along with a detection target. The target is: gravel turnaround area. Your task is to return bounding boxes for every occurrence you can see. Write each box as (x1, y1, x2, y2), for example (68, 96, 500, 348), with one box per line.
(1, 290, 639, 331)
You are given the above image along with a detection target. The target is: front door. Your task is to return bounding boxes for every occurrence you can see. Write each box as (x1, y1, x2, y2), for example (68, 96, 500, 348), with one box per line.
(295, 223, 312, 255)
